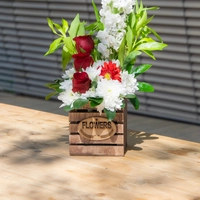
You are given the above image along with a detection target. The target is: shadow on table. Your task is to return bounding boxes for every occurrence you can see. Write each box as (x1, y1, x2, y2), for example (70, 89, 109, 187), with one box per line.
(126, 130, 159, 151)
(0, 126, 70, 165)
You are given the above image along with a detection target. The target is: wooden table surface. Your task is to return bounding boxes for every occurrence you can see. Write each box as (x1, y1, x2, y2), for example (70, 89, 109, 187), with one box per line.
(0, 103, 200, 200)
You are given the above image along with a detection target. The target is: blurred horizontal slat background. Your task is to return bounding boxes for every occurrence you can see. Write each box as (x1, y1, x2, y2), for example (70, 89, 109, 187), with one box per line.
(0, 0, 200, 124)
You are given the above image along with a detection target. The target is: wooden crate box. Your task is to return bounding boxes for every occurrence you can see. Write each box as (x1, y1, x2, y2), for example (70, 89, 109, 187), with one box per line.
(69, 106, 127, 156)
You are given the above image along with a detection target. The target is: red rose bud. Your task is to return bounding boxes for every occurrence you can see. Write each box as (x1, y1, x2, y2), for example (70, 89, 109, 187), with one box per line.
(72, 52, 94, 71)
(73, 35, 94, 54)
(72, 72, 91, 94)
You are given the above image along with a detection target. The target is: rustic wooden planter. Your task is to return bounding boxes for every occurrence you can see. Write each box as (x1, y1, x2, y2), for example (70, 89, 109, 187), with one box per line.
(69, 104, 127, 156)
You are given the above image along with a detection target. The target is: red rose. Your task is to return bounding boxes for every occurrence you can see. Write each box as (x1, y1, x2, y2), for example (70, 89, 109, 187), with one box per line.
(73, 35, 94, 54)
(72, 72, 91, 94)
(72, 52, 94, 71)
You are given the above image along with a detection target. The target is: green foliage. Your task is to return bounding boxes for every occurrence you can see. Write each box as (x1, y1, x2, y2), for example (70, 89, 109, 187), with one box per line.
(133, 64, 152, 77)
(62, 50, 72, 71)
(44, 80, 63, 100)
(73, 98, 89, 108)
(122, 0, 168, 66)
(138, 82, 154, 92)
(44, 38, 63, 56)
(63, 98, 89, 112)
(104, 109, 116, 121)
(89, 97, 103, 107)
(44, 14, 87, 70)
(128, 95, 140, 110)
(123, 51, 141, 72)
(44, 0, 168, 120)
(135, 42, 168, 51)
(68, 14, 82, 38)
(92, 0, 100, 22)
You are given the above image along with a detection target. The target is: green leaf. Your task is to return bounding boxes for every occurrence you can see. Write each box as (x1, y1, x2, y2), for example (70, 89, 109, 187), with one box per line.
(62, 49, 72, 70)
(129, 96, 140, 110)
(126, 64, 135, 74)
(54, 22, 66, 36)
(125, 94, 136, 99)
(85, 22, 97, 32)
(88, 97, 103, 107)
(147, 27, 162, 42)
(44, 37, 63, 56)
(92, 0, 100, 22)
(142, 50, 156, 60)
(62, 18, 69, 34)
(136, 37, 154, 44)
(77, 22, 85, 36)
(138, 82, 154, 92)
(135, 0, 139, 13)
(104, 109, 116, 121)
(136, 10, 147, 31)
(121, 100, 126, 109)
(45, 82, 60, 90)
(123, 51, 141, 69)
(139, 0, 144, 13)
(63, 105, 74, 112)
(146, 15, 154, 26)
(118, 37, 126, 67)
(129, 12, 136, 28)
(135, 42, 168, 51)
(133, 64, 152, 77)
(68, 14, 80, 39)
(45, 91, 58, 100)
(145, 6, 159, 11)
(63, 37, 76, 54)
(73, 98, 89, 109)
(47, 18, 58, 35)
(126, 26, 133, 52)
(91, 80, 98, 89)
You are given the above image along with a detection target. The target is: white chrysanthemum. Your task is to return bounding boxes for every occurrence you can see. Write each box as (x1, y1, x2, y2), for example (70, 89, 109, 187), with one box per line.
(83, 65, 101, 81)
(121, 71, 138, 96)
(58, 80, 80, 108)
(96, 79, 123, 112)
(58, 91, 80, 108)
(62, 68, 75, 79)
(81, 89, 96, 98)
(59, 79, 72, 90)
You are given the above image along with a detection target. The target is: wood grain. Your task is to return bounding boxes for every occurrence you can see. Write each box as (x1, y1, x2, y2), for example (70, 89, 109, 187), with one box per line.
(1, 103, 200, 200)
(68, 106, 126, 156)
(68, 111, 125, 122)
(69, 145, 124, 156)
(69, 134, 124, 144)
(69, 123, 124, 133)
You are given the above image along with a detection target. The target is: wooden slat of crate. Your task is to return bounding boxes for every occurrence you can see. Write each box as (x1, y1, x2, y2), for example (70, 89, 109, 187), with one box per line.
(69, 123, 124, 134)
(69, 145, 124, 156)
(69, 106, 127, 156)
(69, 111, 124, 123)
(69, 134, 124, 144)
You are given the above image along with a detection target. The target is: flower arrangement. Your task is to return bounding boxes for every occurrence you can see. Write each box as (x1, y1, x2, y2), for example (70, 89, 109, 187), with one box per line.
(45, 0, 167, 120)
